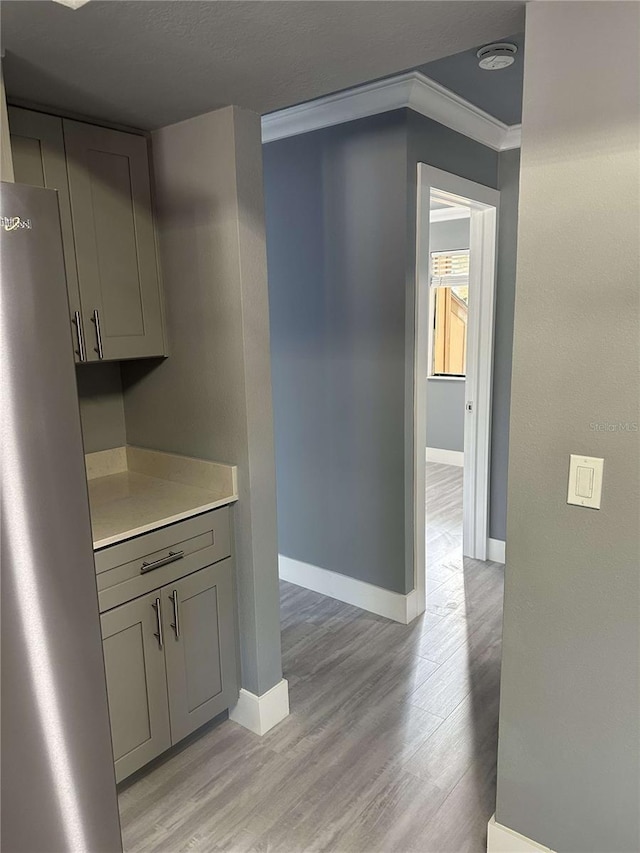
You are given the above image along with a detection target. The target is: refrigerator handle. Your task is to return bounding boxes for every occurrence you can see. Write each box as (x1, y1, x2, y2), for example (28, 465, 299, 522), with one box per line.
(72, 311, 86, 362)
(152, 598, 163, 649)
(91, 309, 104, 359)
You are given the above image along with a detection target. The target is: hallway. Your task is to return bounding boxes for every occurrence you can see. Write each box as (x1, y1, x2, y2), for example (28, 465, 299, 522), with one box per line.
(120, 462, 504, 853)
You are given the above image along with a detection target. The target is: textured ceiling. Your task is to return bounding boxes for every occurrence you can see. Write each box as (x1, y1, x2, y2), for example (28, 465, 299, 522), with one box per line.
(418, 31, 524, 125)
(1, 1, 525, 130)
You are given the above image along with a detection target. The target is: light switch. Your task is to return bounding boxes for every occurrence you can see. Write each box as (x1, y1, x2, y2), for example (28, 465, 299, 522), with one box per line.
(575, 465, 594, 498)
(567, 454, 604, 509)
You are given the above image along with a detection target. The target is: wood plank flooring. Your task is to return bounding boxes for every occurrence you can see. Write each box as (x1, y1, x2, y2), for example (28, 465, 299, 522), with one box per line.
(119, 461, 504, 853)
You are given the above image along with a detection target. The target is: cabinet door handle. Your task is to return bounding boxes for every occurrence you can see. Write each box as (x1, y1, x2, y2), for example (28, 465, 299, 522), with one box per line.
(140, 550, 184, 574)
(169, 590, 180, 639)
(152, 597, 163, 649)
(73, 311, 86, 362)
(91, 309, 104, 359)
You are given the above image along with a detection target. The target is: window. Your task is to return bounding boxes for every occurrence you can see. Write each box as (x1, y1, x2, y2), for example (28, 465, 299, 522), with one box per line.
(429, 249, 469, 377)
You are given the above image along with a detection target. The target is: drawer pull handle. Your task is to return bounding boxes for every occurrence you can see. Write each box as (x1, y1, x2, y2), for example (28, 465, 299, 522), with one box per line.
(140, 550, 184, 574)
(169, 590, 180, 639)
(152, 598, 163, 649)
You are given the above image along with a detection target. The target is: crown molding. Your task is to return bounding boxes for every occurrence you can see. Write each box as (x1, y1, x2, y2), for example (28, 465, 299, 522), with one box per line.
(262, 73, 414, 145)
(262, 70, 521, 152)
(501, 122, 522, 150)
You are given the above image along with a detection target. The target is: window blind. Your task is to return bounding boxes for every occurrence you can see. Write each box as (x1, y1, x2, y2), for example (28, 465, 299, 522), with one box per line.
(430, 249, 470, 288)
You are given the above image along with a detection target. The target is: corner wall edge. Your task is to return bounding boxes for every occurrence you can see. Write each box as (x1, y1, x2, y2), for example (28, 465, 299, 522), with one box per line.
(229, 678, 290, 736)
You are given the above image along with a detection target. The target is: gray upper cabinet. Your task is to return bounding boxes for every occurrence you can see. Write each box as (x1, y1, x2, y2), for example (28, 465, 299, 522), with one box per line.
(64, 119, 165, 361)
(8, 107, 166, 362)
(8, 107, 85, 363)
(161, 559, 239, 744)
(100, 591, 171, 783)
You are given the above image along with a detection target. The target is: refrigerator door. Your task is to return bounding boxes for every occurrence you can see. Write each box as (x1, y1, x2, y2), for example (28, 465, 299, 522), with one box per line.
(1, 182, 122, 852)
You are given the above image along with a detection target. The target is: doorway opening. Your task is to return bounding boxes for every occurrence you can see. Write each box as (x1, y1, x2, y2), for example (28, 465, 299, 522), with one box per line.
(413, 165, 499, 613)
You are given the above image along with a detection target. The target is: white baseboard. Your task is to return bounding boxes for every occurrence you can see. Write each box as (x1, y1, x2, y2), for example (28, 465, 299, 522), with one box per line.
(404, 589, 422, 623)
(487, 816, 554, 853)
(426, 446, 464, 467)
(487, 538, 506, 564)
(229, 678, 289, 736)
(279, 555, 422, 625)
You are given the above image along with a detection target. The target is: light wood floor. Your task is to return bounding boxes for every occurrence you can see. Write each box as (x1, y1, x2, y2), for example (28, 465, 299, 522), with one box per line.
(119, 461, 504, 853)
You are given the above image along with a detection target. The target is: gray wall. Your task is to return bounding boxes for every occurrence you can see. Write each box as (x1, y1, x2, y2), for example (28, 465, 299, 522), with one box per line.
(76, 363, 126, 453)
(406, 111, 498, 189)
(1, 65, 14, 181)
(265, 111, 410, 594)
(121, 106, 282, 698)
(428, 216, 469, 253)
(426, 379, 465, 453)
(495, 4, 640, 852)
(490, 147, 520, 542)
(426, 217, 469, 453)
(407, 111, 520, 542)
(266, 107, 519, 595)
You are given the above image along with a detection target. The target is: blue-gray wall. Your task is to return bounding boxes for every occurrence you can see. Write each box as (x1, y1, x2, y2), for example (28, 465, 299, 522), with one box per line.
(265, 111, 409, 594)
(265, 108, 519, 595)
(426, 217, 469, 454)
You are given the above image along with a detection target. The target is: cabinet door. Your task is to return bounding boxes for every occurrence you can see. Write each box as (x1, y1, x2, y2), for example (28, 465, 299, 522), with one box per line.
(8, 107, 86, 363)
(63, 119, 166, 361)
(162, 559, 239, 744)
(100, 591, 171, 782)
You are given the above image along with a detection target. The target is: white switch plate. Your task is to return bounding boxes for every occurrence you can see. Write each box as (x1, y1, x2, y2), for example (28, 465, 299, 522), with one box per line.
(567, 454, 604, 509)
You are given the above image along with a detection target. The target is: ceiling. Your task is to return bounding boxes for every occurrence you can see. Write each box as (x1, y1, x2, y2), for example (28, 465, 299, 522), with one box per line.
(1, 0, 525, 130)
(417, 30, 524, 125)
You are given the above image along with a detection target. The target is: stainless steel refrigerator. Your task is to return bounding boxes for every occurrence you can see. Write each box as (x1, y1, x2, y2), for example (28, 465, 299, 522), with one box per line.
(1, 181, 123, 852)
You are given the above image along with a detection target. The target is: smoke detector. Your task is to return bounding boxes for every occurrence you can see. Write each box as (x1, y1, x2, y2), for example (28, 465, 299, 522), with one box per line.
(477, 43, 517, 71)
(52, 0, 91, 9)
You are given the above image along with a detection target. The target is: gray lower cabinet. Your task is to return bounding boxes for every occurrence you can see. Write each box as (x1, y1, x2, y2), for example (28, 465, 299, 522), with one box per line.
(100, 555, 238, 782)
(100, 591, 171, 783)
(163, 561, 238, 743)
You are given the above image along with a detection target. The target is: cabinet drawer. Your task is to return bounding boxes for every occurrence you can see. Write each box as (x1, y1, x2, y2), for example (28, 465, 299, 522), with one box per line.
(95, 508, 231, 612)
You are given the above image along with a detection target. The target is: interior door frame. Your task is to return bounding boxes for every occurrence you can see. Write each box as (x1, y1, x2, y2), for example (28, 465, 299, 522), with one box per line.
(413, 163, 499, 613)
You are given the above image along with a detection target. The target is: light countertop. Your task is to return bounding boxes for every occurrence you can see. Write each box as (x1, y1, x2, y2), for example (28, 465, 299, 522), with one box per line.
(87, 446, 238, 550)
